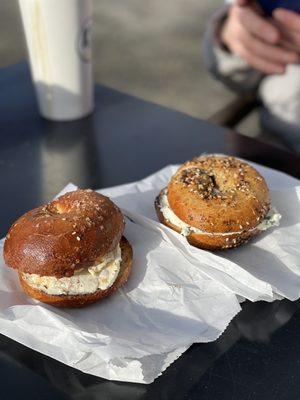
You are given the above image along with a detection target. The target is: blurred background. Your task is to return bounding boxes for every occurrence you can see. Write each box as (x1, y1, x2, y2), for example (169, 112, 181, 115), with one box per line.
(0, 0, 259, 139)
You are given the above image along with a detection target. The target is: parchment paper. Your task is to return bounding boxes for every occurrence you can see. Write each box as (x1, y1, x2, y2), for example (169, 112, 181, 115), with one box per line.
(0, 186, 240, 384)
(102, 162, 300, 302)
(0, 161, 299, 383)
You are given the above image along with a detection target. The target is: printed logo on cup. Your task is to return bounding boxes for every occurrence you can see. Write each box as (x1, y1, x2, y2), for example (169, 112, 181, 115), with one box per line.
(77, 17, 92, 62)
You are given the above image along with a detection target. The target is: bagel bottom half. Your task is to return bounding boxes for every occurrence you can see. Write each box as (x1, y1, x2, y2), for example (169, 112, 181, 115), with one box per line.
(19, 237, 133, 308)
(155, 192, 259, 251)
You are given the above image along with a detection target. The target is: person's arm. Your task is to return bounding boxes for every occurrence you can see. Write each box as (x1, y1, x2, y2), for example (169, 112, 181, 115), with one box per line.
(203, 1, 298, 93)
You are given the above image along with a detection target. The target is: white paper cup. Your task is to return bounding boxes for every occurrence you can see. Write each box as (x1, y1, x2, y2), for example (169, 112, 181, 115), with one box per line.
(19, 0, 93, 121)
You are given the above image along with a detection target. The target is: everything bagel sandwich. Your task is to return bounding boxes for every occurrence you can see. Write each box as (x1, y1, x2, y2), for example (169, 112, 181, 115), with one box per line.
(155, 155, 280, 250)
(4, 189, 133, 307)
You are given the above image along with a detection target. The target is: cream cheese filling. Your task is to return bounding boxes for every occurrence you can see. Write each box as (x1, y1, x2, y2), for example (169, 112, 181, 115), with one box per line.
(158, 188, 281, 237)
(23, 244, 122, 296)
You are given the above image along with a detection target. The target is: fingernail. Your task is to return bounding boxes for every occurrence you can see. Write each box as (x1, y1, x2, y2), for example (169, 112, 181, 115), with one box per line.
(273, 8, 285, 21)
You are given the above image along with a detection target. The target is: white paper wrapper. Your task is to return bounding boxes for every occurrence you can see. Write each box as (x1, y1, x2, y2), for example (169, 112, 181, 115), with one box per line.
(0, 161, 299, 384)
(0, 184, 240, 384)
(101, 162, 300, 302)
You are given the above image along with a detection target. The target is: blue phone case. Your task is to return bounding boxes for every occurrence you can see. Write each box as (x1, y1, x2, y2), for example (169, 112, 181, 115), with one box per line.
(258, 0, 300, 15)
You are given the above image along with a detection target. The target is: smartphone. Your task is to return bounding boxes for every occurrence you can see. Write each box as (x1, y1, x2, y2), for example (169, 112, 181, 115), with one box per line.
(258, 0, 300, 15)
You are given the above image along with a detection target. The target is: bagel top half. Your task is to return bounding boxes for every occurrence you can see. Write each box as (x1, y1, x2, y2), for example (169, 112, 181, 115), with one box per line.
(164, 155, 270, 236)
(4, 189, 125, 278)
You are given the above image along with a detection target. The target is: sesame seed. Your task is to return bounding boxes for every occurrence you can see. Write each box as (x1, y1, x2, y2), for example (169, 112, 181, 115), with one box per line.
(76, 236, 81, 241)
(72, 232, 76, 235)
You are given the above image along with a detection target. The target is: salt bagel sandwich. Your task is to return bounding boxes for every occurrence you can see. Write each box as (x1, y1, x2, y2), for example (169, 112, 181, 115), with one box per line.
(4, 189, 133, 308)
(155, 155, 280, 250)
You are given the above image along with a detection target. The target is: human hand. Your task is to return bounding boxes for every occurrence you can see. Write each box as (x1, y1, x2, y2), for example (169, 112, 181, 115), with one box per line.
(220, 2, 299, 74)
(273, 8, 300, 53)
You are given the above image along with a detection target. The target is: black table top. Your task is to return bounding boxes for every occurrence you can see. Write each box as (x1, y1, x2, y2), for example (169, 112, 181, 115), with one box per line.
(1, 62, 300, 400)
